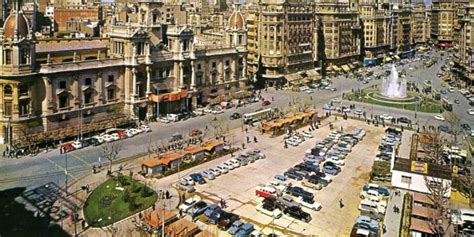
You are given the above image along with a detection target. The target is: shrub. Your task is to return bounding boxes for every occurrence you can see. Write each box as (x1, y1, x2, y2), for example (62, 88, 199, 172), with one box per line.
(141, 187, 153, 198)
(131, 183, 142, 193)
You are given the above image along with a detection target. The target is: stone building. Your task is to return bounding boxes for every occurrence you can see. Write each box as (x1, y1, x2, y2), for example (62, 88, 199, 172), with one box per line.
(316, 0, 361, 74)
(430, 0, 456, 47)
(412, 1, 429, 45)
(247, 0, 318, 86)
(0, 0, 248, 148)
(356, 0, 391, 66)
(453, 0, 474, 88)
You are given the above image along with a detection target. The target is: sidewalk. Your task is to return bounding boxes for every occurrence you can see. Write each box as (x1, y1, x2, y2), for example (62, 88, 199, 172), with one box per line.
(383, 189, 406, 237)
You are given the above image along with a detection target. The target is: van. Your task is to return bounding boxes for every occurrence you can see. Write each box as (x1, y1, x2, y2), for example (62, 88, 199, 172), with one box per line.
(229, 159, 241, 168)
(358, 199, 386, 214)
(360, 189, 382, 200)
(167, 113, 179, 122)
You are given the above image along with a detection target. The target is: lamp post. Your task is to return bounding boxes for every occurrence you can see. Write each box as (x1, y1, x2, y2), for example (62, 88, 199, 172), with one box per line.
(65, 153, 69, 196)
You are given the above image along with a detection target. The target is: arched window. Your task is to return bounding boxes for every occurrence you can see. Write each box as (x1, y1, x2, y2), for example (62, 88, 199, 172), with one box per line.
(4, 85, 12, 97)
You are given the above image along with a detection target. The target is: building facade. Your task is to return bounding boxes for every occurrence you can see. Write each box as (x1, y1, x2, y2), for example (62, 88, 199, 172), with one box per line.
(0, 0, 248, 149)
(430, 0, 456, 47)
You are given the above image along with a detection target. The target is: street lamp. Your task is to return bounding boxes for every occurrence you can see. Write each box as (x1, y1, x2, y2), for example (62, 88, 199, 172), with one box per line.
(65, 153, 69, 196)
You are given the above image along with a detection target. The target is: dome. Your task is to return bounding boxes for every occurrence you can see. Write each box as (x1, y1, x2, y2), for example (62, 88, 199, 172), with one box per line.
(3, 12, 30, 39)
(228, 11, 245, 31)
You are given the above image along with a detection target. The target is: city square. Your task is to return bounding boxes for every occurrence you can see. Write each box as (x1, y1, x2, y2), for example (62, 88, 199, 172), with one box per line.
(0, 0, 473, 236)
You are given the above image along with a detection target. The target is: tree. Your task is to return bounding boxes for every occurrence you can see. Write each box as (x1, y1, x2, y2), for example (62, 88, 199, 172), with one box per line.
(107, 104, 126, 128)
(419, 131, 445, 164)
(424, 176, 451, 235)
(457, 172, 474, 208)
(17, 120, 41, 154)
(101, 142, 122, 173)
(444, 112, 461, 145)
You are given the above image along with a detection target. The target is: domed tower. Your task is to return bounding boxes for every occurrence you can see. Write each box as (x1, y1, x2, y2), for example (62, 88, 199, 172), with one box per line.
(0, 0, 35, 75)
(226, 1, 247, 50)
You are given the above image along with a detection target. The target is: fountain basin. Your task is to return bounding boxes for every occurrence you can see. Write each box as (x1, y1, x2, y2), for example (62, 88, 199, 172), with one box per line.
(367, 92, 421, 104)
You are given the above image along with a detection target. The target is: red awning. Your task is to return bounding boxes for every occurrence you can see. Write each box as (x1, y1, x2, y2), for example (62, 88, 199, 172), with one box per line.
(149, 90, 188, 103)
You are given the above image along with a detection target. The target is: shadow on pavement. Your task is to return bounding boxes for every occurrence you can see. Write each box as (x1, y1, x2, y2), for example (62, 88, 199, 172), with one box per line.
(0, 183, 78, 237)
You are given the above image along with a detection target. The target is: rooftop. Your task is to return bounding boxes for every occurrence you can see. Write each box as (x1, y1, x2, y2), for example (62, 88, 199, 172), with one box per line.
(392, 158, 452, 180)
(36, 40, 107, 53)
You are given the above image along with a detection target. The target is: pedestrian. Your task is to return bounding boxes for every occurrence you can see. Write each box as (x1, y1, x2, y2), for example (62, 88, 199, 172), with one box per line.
(152, 203, 156, 211)
(310, 96, 313, 101)
(245, 127, 248, 133)
(247, 136, 250, 143)
(339, 199, 344, 208)
(242, 143, 245, 149)
(166, 190, 170, 199)
(222, 136, 226, 142)
(181, 193, 185, 202)
(179, 209, 183, 218)
(253, 136, 258, 143)
(393, 205, 397, 213)
(205, 125, 208, 130)
(271, 97, 274, 101)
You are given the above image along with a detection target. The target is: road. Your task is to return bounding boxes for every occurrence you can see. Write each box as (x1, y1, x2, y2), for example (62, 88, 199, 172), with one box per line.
(0, 49, 472, 191)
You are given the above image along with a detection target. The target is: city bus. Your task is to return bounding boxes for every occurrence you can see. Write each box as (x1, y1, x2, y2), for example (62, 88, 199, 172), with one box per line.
(442, 98, 453, 111)
(243, 108, 277, 124)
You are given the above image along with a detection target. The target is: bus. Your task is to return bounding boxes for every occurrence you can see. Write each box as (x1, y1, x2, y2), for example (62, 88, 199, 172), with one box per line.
(442, 98, 453, 111)
(243, 108, 277, 124)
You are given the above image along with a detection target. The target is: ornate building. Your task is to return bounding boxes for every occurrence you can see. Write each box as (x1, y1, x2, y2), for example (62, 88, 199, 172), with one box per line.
(356, 0, 391, 66)
(453, 0, 474, 88)
(316, 0, 361, 74)
(0, 0, 248, 148)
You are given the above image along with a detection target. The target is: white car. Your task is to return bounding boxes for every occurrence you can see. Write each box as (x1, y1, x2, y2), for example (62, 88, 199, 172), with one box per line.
(286, 139, 300, 146)
(216, 164, 229, 174)
(223, 161, 235, 170)
(448, 87, 455, 93)
(160, 117, 170, 123)
(434, 114, 445, 121)
(326, 157, 345, 166)
(305, 89, 313, 94)
(101, 134, 115, 142)
(140, 124, 151, 132)
(380, 114, 393, 120)
(111, 133, 120, 141)
(211, 108, 224, 114)
(209, 168, 222, 176)
(71, 140, 83, 149)
(297, 197, 322, 211)
(291, 136, 304, 143)
(124, 130, 135, 138)
(93, 135, 105, 144)
(228, 159, 241, 169)
(178, 196, 201, 212)
(181, 176, 195, 186)
(256, 203, 283, 218)
(360, 189, 383, 200)
(331, 98, 342, 103)
(129, 128, 141, 135)
(467, 109, 474, 115)
(301, 131, 313, 138)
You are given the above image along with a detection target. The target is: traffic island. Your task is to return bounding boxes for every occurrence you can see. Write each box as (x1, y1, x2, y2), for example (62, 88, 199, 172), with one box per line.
(346, 89, 443, 113)
(83, 174, 157, 227)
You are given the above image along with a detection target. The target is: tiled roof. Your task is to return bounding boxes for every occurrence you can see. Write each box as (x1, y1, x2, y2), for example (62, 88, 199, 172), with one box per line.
(36, 40, 107, 53)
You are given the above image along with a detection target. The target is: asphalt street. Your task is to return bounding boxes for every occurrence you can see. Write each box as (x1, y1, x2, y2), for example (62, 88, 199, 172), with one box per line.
(0, 49, 472, 192)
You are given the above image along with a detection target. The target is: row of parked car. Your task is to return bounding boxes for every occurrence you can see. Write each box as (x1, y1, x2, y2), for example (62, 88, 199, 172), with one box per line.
(178, 196, 263, 236)
(284, 130, 314, 147)
(177, 148, 266, 193)
(358, 183, 390, 218)
(61, 124, 151, 152)
(375, 128, 402, 162)
(351, 215, 380, 237)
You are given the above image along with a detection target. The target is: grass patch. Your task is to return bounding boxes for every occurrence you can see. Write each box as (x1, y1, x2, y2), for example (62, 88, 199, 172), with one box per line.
(346, 89, 443, 113)
(84, 175, 157, 227)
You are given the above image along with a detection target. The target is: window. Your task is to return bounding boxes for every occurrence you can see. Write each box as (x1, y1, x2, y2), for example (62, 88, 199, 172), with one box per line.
(4, 101, 12, 116)
(212, 62, 216, 68)
(19, 101, 29, 116)
(85, 78, 92, 86)
(108, 75, 114, 83)
(401, 175, 412, 185)
(4, 49, 11, 64)
(107, 88, 115, 101)
(197, 64, 201, 70)
(59, 81, 66, 89)
(84, 91, 93, 104)
(4, 85, 12, 97)
(225, 60, 230, 66)
(59, 95, 68, 109)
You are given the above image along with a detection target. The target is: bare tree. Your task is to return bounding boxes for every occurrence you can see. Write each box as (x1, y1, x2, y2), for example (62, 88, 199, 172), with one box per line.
(457, 172, 474, 208)
(419, 131, 446, 164)
(444, 112, 461, 145)
(101, 142, 122, 173)
(424, 176, 451, 236)
(17, 120, 41, 153)
(107, 104, 126, 128)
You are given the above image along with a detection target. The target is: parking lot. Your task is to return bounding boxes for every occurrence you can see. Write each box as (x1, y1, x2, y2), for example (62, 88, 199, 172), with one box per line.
(182, 119, 386, 236)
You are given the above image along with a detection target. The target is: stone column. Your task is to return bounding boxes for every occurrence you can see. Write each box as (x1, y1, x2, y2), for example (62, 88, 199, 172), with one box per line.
(243, 57, 248, 78)
(190, 61, 196, 89)
(146, 66, 151, 95)
(75, 75, 80, 108)
(179, 62, 184, 88)
(132, 68, 137, 97)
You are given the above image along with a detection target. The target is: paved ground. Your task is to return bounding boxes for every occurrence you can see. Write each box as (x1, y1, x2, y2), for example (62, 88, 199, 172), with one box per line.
(182, 118, 386, 236)
(383, 189, 406, 237)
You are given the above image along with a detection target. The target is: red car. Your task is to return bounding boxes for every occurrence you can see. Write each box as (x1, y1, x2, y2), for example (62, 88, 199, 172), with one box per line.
(262, 100, 271, 106)
(60, 143, 74, 153)
(116, 130, 128, 139)
(255, 185, 277, 198)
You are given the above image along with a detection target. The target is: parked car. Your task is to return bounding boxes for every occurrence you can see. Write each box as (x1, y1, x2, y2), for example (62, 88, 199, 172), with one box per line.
(216, 164, 230, 174)
(190, 173, 207, 184)
(179, 196, 201, 212)
(202, 169, 216, 180)
(256, 202, 282, 219)
(283, 206, 312, 223)
(230, 113, 241, 120)
(181, 176, 195, 186)
(285, 186, 314, 201)
(177, 181, 195, 193)
(216, 212, 239, 230)
(236, 224, 255, 236)
(187, 201, 208, 217)
(140, 124, 151, 132)
(276, 195, 301, 209)
(297, 196, 322, 211)
(261, 100, 271, 106)
(83, 137, 101, 147)
(204, 204, 221, 218)
(228, 220, 244, 235)
(209, 168, 222, 176)
(323, 166, 340, 175)
(284, 170, 303, 181)
(71, 140, 83, 149)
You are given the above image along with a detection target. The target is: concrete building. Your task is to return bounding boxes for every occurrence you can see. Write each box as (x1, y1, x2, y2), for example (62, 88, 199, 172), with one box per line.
(0, 0, 248, 149)
(430, 0, 457, 47)
(390, 3, 415, 58)
(316, 0, 361, 74)
(412, 1, 429, 45)
(453, 0, 474, 88)
(248, 0, 318, 86)
(357, 0, 391, 66)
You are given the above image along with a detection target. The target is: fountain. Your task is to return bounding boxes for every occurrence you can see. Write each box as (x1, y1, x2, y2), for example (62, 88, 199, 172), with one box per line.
(381, 65, 406, 98)
(366, 64, 419, 104)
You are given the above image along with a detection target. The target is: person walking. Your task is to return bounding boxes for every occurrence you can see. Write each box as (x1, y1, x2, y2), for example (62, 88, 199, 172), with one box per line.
(339, 199, 344, 208)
